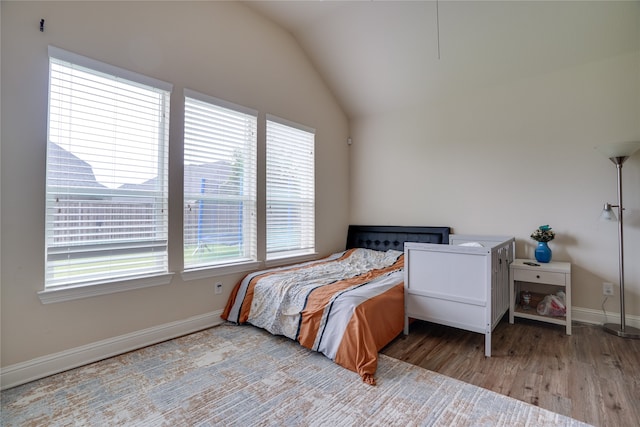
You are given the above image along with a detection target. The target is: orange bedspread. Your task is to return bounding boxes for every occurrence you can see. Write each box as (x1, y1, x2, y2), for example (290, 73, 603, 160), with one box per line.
(221, 248, 405, 384)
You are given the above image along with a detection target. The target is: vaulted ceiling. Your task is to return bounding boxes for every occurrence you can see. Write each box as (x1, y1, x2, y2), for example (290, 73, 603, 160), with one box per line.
(245, 1, 640, 119)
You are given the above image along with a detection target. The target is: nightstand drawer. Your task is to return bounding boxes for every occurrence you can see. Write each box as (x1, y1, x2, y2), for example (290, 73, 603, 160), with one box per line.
(513, 269, 566, 286)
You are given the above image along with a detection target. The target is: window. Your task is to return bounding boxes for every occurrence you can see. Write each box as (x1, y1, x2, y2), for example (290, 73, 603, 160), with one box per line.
(183, 90, 257, 270)
(45, 46, 171, 290)
(266, 115, 315, 260)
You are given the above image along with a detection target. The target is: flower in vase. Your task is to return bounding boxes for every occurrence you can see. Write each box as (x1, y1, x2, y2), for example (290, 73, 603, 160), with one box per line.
(531, 225, 555, 242)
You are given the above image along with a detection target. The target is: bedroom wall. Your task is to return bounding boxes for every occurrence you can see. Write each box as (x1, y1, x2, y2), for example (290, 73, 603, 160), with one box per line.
(350, 50, 640, 322)
(0, 1, 349, 371)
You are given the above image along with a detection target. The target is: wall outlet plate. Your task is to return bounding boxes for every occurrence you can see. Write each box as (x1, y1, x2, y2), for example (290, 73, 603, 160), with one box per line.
(602, 282, 614, 296)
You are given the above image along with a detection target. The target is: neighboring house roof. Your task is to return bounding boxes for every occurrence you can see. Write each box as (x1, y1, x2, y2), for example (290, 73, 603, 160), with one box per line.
(183, 161, 233, 196)
(119, 161, 233, 195)
(47, 142, 107, 189)
(48, 142, 233, 194)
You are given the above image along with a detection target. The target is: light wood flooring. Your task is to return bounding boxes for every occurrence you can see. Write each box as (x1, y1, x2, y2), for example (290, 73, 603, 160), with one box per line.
(381, 318, 640, 427)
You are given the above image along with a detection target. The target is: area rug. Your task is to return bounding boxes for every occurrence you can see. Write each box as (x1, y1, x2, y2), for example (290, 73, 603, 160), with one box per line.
(1, 324, 589, 426)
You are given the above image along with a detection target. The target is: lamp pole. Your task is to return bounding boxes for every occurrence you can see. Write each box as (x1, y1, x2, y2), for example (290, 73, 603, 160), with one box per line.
(603, 155, 640, 339)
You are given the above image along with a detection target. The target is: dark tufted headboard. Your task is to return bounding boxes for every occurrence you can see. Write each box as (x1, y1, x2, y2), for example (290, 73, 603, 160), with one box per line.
(345, 225, 450, 252)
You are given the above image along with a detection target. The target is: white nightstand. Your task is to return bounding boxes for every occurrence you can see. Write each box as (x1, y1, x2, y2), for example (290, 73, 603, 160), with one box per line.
(509, 259, 572, 335)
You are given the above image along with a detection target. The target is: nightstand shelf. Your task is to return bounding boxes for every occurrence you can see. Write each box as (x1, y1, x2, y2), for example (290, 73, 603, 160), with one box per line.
(513, 290, 566, 321)
(509, 259, 572, 334)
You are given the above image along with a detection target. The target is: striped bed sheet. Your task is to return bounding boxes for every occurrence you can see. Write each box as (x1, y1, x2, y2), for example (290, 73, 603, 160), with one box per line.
(221, 248, 405, 385)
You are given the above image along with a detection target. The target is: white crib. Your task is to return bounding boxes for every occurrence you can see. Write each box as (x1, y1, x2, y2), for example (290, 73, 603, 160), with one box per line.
(403, 235, 515, 357)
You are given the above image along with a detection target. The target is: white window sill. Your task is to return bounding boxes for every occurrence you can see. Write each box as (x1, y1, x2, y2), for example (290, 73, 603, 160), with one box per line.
(264, 252, 319, 268)
(38, 273, 174, 304)
(181, 261, 262, 282)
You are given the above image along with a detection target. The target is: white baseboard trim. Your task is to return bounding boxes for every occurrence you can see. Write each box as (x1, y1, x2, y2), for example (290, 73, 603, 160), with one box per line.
(572, 306, 640, 329)
(1, 310, 224, 390)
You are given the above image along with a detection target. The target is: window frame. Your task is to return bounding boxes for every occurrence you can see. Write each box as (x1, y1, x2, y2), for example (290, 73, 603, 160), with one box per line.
(40, 46, 173, 303)
(265, 114, 316, 263)
(181, 89, 260, 279)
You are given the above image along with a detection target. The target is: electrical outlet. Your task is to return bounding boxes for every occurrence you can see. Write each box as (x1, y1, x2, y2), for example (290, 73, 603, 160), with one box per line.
(214, 282, 223, 295)
(602, 282, 614, 296)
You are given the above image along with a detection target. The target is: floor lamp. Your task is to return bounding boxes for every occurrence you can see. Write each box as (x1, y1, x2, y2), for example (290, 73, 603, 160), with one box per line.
(596, 141, 640, 339)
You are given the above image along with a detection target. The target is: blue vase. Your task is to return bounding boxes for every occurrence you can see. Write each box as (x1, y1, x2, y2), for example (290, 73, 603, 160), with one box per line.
(535, 241, 552, 263)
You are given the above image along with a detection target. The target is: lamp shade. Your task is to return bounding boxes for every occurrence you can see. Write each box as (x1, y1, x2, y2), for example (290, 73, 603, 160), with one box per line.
(595, 141, 640, 159)
(600, 203, 617, 221)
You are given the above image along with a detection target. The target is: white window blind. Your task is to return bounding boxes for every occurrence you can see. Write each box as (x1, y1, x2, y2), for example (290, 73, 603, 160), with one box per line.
(46, 46, 171, 288)
(183, 90, 257, 269)
(266, 115, 315, 259)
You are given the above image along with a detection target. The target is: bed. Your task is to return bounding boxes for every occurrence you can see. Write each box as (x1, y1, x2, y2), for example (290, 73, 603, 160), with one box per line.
(221, 225, 450, 385)
(403, 235, 515, 357)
